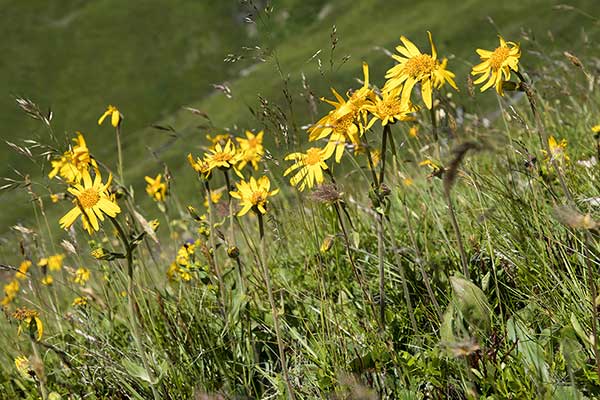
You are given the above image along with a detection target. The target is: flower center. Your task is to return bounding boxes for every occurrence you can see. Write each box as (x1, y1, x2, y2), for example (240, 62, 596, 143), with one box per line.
(404, 54, 436, 78)
(212, 152, 232, 162)
(305, 148, 322, 165)
(78, 188, 100, 209)
(250, 191, 266, 206)
(489, 46, 510, 70)
(247, 138, 258, 148)
(333, 114, 354, 133)
(378, 98, 404, 117)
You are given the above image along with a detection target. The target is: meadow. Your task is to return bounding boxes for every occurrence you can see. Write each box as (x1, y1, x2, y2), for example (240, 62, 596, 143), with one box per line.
(1, 0, 600, 399)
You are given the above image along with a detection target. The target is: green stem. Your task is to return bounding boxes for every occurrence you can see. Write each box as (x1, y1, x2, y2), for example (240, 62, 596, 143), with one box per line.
(110, 217, 159, 400)
(224, 170, 235, 247)
(257, 213, 295, 399)
(205, 180, 226, 314)
(116, 125, 125, 186)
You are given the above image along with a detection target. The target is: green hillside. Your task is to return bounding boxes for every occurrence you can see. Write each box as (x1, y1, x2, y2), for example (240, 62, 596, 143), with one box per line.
(1, 0, 599, 233)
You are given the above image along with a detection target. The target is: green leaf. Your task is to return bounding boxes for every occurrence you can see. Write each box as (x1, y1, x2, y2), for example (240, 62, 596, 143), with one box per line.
(450, 275, 491, 331)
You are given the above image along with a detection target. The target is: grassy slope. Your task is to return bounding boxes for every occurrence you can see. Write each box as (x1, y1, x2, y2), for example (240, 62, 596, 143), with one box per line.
(1, 0, 599, 233)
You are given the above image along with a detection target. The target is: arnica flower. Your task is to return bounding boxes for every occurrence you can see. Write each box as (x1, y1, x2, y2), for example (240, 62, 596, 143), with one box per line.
(419, 159, 444, 178)
(363, 87, 418, 129)
(592, 125, 600, 134)
(74, 267, 90, 286)
(16, 260, 31, 280)
(284, 147, 329, 191)
(203, 187, 224, 208)
(145, 174, 168, 202)
(13, 307, 43, 341)
(471, 36, 521, 95)
(167, 262, 192, 282)
(206, 133, 232, 149)
(38, 254, 64, 272)
(542, 136, 569, 164)
(72, 297, 88, 307)
(236, 130, 264, 170)
(230, 176, 279, 216)
(203, 140, 243, 177)
(309, 63, 373, 163)
(1, 280, 19, 306)
(409, 125, 419, 138)
(187, 154, 211, 179)
(41, 275, 53, 286)
(14, 356, 32, 380)
(384, 32, 457, 109)
(98, 105, 123, 127)
(59, 169, 121, 235)
(48, 132, 96, 184)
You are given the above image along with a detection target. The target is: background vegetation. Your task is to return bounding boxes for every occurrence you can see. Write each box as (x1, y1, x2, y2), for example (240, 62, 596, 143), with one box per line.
(1, 0, 600, 399)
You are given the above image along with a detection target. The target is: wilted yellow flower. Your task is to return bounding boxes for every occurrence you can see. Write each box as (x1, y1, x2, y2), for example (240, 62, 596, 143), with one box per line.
(363, 87, 418, 129)
(145, 174, 168, 202)
(236, 130, 264, 170)
(419, 159, 444, 178)
(384, 32, 457, 109)
(592, 125, 600, 134)
(403, 177, 414, 186)
(542, 136, 569, 164)
(59, 169, 121, 235)
(203, 187, 224, 207)
(204, 140, 242, 176)
(13, 308, 43, 341)
(187, 154, 211, 179)
(14, 355, 31, 379)
(98, 105, 122, 127)
(74, 267, 90, 286)
(230, 176, 279, 216)
(48, 132, 96, 184)
(320, 235, 335, 253)
(41, 275, 53, 286)
(284, 147, 329, 191)
(16, 260, 31, 280)
(471, 36, 521, 95)
(72, 297, 88, 307)
(1, 280, 20, 305)
(50, 194, 60, 203)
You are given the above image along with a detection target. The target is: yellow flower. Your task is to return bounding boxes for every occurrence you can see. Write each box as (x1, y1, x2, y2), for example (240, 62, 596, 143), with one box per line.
(38, 254, 64, 272)
(204, 140, 243, 176)
(543, 136, 569, 164)
(419, 159, 444, 178)
(206, 133, 232, 149)
(369, 149, 381, 169)
(145, 174, 168, 202)
(48, 132, 96, 184)
(74, 267, 90, 286)
(471, 36, 521, 95)
(592, 125, 600, 134)
(50, 194, 60, 203)
(98, 105, 122, 127)
(363, 87, 418, 129)
(72, 297, 88, 307)
(13, 308, 43, 341)
(187, 154, 211, 179)
(230, 176, 279, 216)
(16, 260, 31, 280)
(309, 63, 374, 163)
(320, 235, 335, 253)
(403, 177, 414, 186)
(1, 280, 19, 305)
(409, 125, 419, 138)
(14, 355, 32, 379)
(236, 130, 264, 170)
(41, 275, 53, 286)
(203, 187, 224, 207)
(384, 32, 457, 109)
(59, 169, 121, 235)
(284, 147, 329, 191)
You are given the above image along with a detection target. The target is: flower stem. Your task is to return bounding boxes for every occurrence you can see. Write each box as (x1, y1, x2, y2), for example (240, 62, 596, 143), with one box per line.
(257, 213, 295, 399)
(204, 180, 226, 314)
(115, 125, 125, 186)
(110, 217, 159, 400)
(224, 170, 235, 246)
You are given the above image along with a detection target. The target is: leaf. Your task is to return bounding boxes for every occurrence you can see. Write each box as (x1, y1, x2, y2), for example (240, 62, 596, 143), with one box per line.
(450, 275, 491, 331)
(507, 317, 550, 383)
(122, 358, 158, 385)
